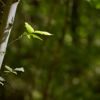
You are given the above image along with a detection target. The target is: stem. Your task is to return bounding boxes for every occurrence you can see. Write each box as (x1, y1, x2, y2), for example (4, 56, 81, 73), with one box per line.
(8, 33, 28, 46)
(8, 35, 22, 46)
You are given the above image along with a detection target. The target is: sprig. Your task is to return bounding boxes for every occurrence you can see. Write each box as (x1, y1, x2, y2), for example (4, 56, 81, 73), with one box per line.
(8, 22, 52, 45)
(24, 22, 52, 40)
(4, 65, 24, 75)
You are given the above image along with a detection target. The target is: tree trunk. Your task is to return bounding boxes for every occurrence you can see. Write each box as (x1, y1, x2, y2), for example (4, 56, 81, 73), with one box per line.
(0, 0, 20, 69)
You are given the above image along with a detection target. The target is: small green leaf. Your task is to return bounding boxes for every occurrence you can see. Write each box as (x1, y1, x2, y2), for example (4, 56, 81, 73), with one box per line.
(4, 71, 10, 73)
(4, 65, 17, 75)
(14, 67, 24, 72)
(5, 65, 13, 72)
(0, 81, 4, 86)
(27, 35, 31, 39)
(25, 22, 34, 33)
(12, 71, 17, 75)
(32, 34, 43, 40)
(0, 77, 5, 86)
(34, 31, 52, 36)
(0, 77, 5, 82)
(26, 34, 43, 40)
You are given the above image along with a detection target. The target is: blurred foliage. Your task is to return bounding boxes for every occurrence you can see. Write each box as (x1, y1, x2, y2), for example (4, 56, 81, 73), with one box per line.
(0, 0, 100, 100)
(86, 0, 100, 9)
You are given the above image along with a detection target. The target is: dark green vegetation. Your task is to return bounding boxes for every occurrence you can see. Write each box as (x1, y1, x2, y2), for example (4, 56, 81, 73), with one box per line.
(0, 0, 100, 100)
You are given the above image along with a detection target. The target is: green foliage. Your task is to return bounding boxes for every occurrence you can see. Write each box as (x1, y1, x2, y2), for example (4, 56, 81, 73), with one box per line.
(8, 22, 52, 45)
(0, 76, 5, 86)
(24, 22, 52, 40)
(1, 0, 100, 100)
(86, 0, 100, 9)
(34, 31, 52, 36)
(0, 65, 24, 86)
(4, 65, 17, 75)
(25, 22, 34, 33)
(0, 22, 51, 86)
(4, 65, 24, 75)
(14, 67, 24, 72)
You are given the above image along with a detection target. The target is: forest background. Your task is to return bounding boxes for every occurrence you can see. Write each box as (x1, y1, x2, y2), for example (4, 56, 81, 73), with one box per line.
(0, 0, 100, 100)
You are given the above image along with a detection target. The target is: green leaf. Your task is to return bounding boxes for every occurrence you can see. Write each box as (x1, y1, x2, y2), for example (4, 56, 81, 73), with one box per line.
(34, 31, 52, 36)
(0, 81, 4, 86)
(0, 76, 5, 82)
(26, 34, 42, 40)
(5, 65, 13, 72)
(27, 35, 31, 39)
(4, 70, 17, 75)
(4, 65, 17, 75)
(31, 34, 43, 40)
(25, 22, 34, 33)
(14, 67, 24, 72)
(12, 71, 17, 75)
(4, 71, 10, 73)
(0, 76, 5, 86)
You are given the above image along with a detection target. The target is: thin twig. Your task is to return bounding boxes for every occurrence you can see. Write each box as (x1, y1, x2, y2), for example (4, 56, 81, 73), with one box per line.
(8, 34, 27, 46)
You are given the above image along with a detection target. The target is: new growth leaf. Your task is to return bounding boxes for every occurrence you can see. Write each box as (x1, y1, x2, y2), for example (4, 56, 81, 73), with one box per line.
(24, 22, 52, 40)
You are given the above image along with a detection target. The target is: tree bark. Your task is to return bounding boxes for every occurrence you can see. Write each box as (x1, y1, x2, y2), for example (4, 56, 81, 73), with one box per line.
(0, 0, 20, 69)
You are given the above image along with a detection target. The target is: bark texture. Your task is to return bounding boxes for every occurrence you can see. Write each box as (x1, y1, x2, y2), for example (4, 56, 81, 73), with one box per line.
(0, 0, 20, 69)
